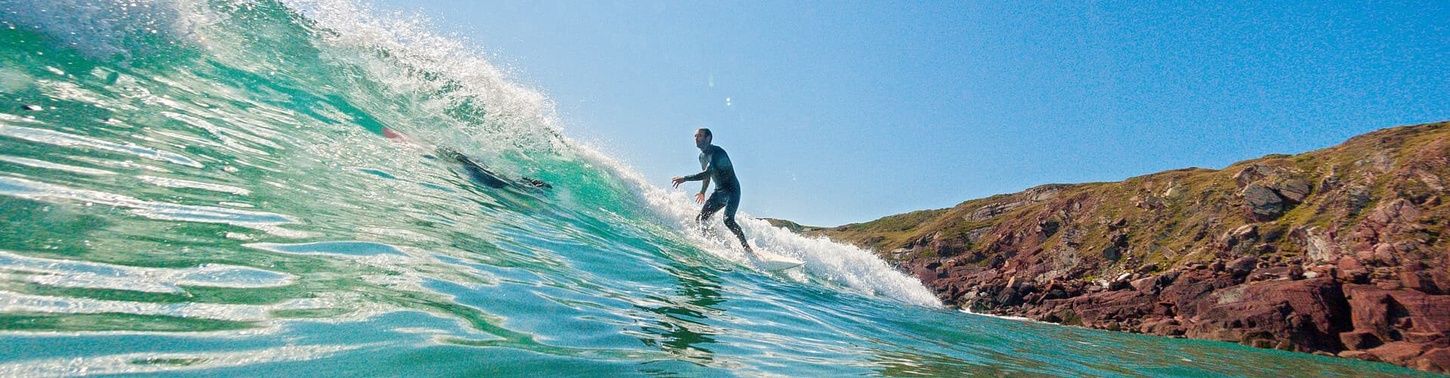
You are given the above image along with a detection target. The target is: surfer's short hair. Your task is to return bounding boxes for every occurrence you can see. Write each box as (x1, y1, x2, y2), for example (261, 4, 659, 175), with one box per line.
(697, 128, 712, 138)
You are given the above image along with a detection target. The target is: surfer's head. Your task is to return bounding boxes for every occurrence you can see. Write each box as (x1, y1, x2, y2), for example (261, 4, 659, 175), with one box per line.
(694, 128, 712, 148)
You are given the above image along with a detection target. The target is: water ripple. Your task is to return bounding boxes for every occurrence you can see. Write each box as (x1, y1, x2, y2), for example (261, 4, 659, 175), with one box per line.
(245, 241, 405, 257)
(0, 175, 304, 236)
(0, 344, 366, 376)
(0, 117, 204, 168)
(0, 251, 295, 294)
(0, 155, 115, 176)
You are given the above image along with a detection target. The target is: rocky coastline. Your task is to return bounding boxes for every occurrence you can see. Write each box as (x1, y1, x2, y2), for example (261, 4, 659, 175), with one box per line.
(770, 121, 1450, 373)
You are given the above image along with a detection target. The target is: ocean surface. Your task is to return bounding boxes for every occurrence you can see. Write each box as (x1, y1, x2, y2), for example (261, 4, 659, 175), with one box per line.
(0, 1, 1428, 376)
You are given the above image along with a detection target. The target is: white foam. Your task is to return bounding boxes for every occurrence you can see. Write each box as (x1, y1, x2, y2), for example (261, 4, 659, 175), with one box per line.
(279, 0, 568, 157)
(575, 145, 943, 308)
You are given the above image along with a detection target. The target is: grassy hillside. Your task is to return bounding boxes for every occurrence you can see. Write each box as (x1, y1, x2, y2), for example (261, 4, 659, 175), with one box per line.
(778, 122, 1448, 280)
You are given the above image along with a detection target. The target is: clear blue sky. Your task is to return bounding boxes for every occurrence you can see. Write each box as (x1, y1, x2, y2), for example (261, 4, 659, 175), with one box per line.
(372, 0, 1448, 226)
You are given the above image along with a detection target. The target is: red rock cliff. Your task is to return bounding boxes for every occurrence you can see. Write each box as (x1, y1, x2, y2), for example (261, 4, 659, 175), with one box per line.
(769, 121, 1450, 372)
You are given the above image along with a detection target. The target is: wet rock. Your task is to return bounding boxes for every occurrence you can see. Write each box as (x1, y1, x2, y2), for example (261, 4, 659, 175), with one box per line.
(994, 286, 1024, 307)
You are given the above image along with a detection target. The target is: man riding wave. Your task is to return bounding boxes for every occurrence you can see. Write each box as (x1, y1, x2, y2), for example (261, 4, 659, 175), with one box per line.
(672, 128, 751, 253)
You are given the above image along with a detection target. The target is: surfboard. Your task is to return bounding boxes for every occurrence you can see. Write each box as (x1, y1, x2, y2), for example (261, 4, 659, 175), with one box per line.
(750, 249, 803, 271)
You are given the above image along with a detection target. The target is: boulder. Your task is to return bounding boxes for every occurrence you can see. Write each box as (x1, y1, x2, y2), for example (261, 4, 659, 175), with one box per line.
(1337, 257, 1370, 283)
(1242, 184, 1286, 220)
(1223, 225, 1259, 250)
(1227, 256, 1259, 277)
(1131, 276, 1159, 293)
(1275, 178, 1313, 203)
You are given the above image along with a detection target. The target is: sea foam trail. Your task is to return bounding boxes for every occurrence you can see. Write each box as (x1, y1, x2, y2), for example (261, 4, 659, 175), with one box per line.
(578, 146, 943, 308)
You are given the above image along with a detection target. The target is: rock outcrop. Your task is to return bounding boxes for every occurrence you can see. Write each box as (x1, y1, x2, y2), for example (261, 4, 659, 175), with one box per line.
(770, 121, 1450, 372)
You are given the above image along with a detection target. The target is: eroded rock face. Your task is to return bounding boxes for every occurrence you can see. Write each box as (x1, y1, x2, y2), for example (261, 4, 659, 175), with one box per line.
(800, 122, 1450, 373)
(939, 254, 1450, 371)
(1186, 278, 1350, 352)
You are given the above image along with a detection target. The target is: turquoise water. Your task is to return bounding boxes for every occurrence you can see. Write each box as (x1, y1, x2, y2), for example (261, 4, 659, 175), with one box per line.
(0, 1, 1427, 376)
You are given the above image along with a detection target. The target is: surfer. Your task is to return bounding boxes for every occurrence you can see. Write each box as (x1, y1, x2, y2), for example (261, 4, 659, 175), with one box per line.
(671, 128, 751, 253)
(379, 126, 550, 191)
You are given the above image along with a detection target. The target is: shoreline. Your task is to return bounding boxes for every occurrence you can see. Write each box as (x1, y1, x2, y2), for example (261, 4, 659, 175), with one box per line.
(774, 121, 1450, 373)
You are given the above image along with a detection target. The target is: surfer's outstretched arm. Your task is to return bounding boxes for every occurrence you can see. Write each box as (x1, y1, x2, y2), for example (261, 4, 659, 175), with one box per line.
(671, 150, 716, 202)
(670, 167, 711, 187)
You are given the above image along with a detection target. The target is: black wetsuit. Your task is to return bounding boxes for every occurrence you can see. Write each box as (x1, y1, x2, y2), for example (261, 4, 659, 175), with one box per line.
(437, 147, 550, 190)
(682, 144, 748, 250)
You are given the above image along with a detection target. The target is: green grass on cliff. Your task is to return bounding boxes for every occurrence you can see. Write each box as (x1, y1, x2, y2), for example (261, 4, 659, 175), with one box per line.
(784, 121, 1450, 278)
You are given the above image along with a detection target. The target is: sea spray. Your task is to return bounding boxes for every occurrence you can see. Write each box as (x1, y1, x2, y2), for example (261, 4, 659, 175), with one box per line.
(0, 0, 1423, 375)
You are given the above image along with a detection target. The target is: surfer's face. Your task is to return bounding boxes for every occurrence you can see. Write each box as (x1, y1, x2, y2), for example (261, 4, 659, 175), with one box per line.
(694, 131, 710, 148)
